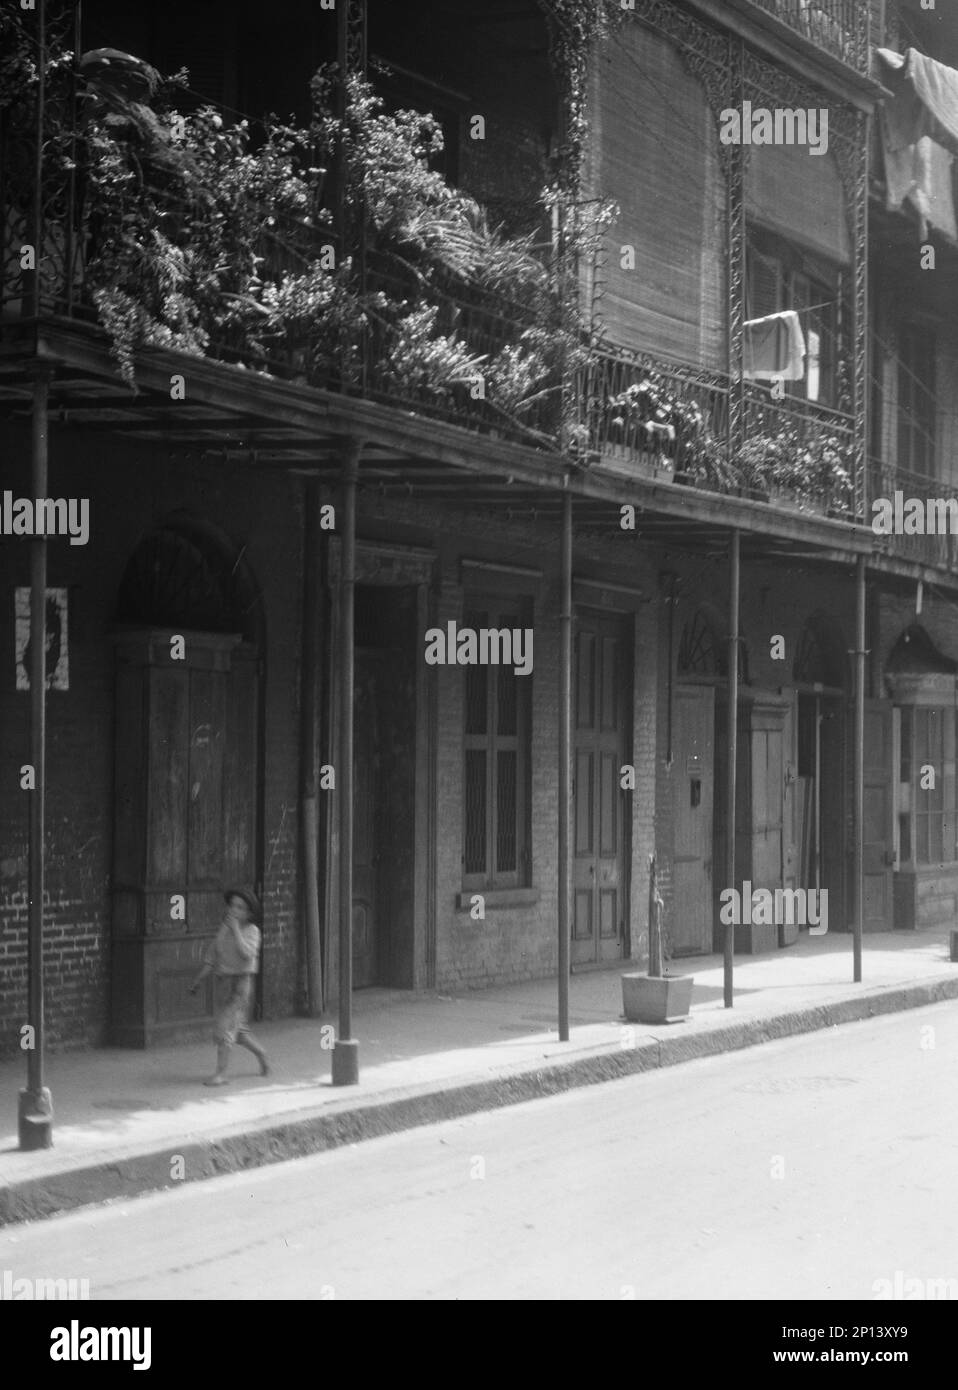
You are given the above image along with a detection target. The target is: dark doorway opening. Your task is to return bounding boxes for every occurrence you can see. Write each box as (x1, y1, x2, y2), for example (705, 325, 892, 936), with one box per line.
(351, 584, 417, 988)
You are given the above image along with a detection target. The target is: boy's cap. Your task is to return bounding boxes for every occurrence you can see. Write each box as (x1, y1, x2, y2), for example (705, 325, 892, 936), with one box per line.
(223, 886, 262, 922)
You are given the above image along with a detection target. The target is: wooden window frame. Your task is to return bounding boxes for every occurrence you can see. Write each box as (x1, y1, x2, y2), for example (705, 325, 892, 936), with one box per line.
(746, 227, 843, 407)
(896, 326, 937, 478)
(461, 590, 533, 893)
(897, 704, 958, 868)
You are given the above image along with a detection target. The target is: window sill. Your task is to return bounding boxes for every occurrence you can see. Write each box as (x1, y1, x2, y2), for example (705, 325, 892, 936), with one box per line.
(455, 888, 540, 911)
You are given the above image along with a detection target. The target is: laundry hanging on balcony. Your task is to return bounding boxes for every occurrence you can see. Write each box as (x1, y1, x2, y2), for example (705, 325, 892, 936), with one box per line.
(743, 309, 805, 382)
(884, 137, 957, 244)
(876, 48, 958, 244)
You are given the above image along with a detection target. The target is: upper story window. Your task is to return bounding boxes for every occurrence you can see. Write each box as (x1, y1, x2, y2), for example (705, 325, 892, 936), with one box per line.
(896, 326, 936, 477)
(746, 227, 843, 407)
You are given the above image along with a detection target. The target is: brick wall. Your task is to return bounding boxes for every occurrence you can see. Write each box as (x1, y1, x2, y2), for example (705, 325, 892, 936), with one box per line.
(343, 495, 659, 994)
(0, 421, 304, 1056)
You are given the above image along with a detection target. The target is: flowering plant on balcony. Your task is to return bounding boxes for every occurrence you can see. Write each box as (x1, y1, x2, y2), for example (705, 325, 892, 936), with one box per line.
(607, 369, 739, 490)
(1, 8, 593, 446)
(734, 425, 854, 512)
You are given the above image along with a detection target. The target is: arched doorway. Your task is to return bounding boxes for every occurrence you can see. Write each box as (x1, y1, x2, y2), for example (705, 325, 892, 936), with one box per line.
(792, 612, 848, 933)
(110, 516, 264, 1046)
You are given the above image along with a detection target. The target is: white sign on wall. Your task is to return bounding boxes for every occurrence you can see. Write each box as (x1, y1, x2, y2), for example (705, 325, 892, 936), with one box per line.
(15, 587, 69, 691)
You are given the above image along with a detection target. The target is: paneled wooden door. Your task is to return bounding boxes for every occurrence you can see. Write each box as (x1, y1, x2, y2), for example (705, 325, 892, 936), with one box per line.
(750, 699, 798, 946)
(111, 631, 260, 1044)
(572, 610, 631, 965)
(671, 685, 714, 954)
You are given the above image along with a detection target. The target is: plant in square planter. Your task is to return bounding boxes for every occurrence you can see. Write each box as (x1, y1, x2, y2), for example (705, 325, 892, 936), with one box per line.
(622, 854, 694, 1024)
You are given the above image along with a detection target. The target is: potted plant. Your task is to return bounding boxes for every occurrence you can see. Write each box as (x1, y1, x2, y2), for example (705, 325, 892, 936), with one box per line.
(607, 371, 737, 494)
(621, 854, 694, 1024)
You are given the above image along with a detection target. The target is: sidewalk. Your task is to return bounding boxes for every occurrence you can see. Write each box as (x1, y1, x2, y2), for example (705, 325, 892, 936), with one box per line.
(1, 930, 956, 1226)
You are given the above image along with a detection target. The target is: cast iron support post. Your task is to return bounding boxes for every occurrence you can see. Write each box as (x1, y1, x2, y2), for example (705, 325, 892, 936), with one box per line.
(19, 372, 53, 1150)
(332, 444, 360, 1084)
(301, 478, 324, 1016)
(724, 529, 740, 1009)
(853, 556, 866, 984)
(558, 488, 572, 1041)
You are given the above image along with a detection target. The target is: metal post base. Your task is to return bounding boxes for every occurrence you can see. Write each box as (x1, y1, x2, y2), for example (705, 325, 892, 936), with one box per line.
(331, 1039, 359, 1086)
(18, 1087, 53, 1150)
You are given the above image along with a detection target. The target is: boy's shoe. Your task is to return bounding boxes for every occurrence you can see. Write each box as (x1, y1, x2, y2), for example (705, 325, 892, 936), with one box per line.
(203, 1073, 228, 1087)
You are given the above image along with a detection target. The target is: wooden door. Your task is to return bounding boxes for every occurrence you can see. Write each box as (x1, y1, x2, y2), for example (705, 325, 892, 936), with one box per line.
(143, 641, 256, 919)
(750, 703, 786, 890)
(352, 653, 381, 988)
(820, 695, 846, 929)
(111, 630, 260, 1045)
(863, 699, 895, 931)
(672, 685, 714, 953)
(572, 612, 630, 965)
(780, 697, 800, 944)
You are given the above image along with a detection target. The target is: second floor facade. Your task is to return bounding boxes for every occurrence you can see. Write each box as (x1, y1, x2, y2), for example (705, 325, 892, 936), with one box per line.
(2, 0, 957, 578)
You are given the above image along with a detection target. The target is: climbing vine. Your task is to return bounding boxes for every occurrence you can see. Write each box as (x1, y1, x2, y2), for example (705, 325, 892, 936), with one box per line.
(536, 0, 625, 193)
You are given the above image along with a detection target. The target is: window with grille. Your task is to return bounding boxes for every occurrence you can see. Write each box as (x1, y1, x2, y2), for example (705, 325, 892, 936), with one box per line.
(462, 598, 532, 889)
(898, 706, 958, 867)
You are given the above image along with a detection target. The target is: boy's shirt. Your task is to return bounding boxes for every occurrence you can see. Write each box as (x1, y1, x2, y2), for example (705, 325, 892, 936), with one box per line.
(204, 914, 261, 976)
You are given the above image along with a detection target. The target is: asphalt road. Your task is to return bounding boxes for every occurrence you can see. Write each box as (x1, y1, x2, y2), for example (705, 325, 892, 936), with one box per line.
(3, 1003, 958, 1300)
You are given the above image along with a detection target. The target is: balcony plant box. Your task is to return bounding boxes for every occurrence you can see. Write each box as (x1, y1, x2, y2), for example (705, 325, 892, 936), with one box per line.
(622, 855, 694, 1024)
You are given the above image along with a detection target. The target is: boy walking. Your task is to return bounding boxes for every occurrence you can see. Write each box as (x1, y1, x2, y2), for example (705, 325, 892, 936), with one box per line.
(190, 887, 270, 1086)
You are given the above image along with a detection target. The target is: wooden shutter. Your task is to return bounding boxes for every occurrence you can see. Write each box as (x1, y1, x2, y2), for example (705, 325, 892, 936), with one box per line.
(748, 251, 782, 320)
(587, 26, 727, 369)
(747, 144, 851, 265)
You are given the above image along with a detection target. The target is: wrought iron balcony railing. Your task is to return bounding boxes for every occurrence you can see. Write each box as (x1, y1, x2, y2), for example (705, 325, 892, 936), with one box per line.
(0, 179, 562, 446)
(867, 459, 958, 573)
(583, 341, 858, 520)
(13, 138, 947, 567)
(749, 0, 870, 74)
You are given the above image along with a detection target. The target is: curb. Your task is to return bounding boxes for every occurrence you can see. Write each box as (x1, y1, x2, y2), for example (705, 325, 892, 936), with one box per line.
(3, 974, 957, 1227)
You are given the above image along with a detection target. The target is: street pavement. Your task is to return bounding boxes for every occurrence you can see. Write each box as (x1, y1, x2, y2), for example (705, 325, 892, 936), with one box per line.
(3, 1004, 956, 1299)
(1, 930, 957, 1225)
